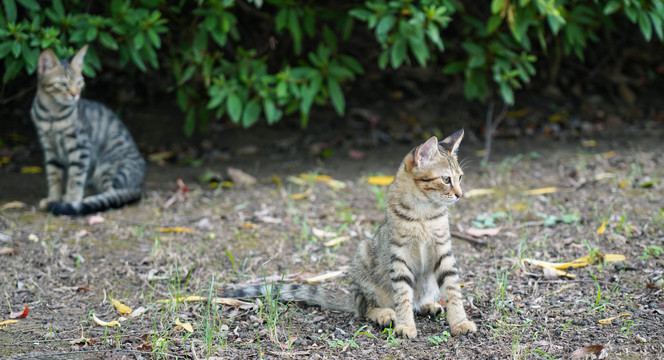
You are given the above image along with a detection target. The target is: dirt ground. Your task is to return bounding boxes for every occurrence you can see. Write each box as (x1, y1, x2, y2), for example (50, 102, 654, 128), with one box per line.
(1, 114, 664, 359)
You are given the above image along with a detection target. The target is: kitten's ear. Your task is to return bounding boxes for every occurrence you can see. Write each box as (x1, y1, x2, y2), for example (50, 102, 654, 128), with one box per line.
(38, 50, 60, 77)
(439, 129, 464, 156)
(71, 45, 89, 73)
(414, 136, 439, 168)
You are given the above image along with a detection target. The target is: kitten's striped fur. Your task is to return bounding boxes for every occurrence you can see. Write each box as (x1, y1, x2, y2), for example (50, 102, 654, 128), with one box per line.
(226, 130, 476, 338)
(30, 46, 145, 216)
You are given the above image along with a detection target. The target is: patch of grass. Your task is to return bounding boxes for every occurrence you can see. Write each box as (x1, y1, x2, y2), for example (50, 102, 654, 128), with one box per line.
(257, 271, 294, 348)
(427, 330, 451, 345)
(328, 324, 374, 349)
(370, 185, 387, 211)
(535, 211, 579, 227)
(381, 326, 402, 347)
(641, 245, 664, 261)
(472, 211, 506, 228)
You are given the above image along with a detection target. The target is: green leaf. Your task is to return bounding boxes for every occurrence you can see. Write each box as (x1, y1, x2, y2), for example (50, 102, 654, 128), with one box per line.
(263, 98, 282, 125)
(134, 32, 145, 50)
(408, 36, 429, 66)
(487, 14, 503, 34)
(378, 49, 389, 69)
(339, 55, 363, 74)
(184, 109, 196, 137)
(0, 42, 13, 58)
(491, 0, 505, 14)
(328, 63, 354, 79)
(17, 0, 39, 11)
(638, 11, 653, 41)
(99, 32, 119, 50)
(288, 8, 303, 55)
(227, 93, 243, 123)
(390, 39, 407, 68)
(651, 12, 664, 40)
(85, 27, 98, 42)
(375, 15, 396, 41)
(603, 0, 621, 15)
(129, 47, 147, 72)
(3, 0, 17, 23)
(275, 8, 288, 31)
(242, 98, 261, 128)
(327, 77, 344, 116)
(147, 28, 161, 48)
(443, 61, 466, 74)
(348, 8, 372, 21)
(11, 40, 20, 58)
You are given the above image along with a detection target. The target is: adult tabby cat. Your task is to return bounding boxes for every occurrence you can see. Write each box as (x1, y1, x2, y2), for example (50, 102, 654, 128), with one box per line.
(30, 46, 145, 216)
(225, 130, 476, 338)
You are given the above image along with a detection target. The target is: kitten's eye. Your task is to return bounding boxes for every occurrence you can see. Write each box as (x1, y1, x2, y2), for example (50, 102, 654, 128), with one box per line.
(459, 175, 463, 182)
(57, 81, 67, 88)
(442, 176, 451, 185)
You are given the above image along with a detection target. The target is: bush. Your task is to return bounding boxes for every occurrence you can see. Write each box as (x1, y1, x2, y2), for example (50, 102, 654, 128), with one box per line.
(1, 0, 663, 135)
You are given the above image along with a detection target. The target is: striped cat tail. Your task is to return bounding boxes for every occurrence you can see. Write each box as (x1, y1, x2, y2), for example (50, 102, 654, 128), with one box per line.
(223, 282, 354, 313)
(47, 188, 142, 216)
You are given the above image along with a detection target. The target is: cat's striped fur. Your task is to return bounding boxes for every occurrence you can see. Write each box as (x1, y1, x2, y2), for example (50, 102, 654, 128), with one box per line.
(30, 46, 145, 216)
(225, 130, 476, 338)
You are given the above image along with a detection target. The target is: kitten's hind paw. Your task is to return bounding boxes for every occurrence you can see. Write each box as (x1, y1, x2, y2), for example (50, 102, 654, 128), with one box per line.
(451, 319, 477, 336)
(395, 324, 418, 339)
(421, 302, 443, 316)
(366, 308, 396, 328)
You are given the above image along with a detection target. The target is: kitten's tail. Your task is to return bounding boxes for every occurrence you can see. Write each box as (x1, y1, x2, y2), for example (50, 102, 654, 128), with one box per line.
(223, 282, 354, 313)
(47, 188, 142, 216)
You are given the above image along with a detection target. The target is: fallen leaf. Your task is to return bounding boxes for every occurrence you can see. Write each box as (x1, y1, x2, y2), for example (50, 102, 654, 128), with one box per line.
(69, 337, 93, 345)
(312, 228, 337, 238)
(464, 188, 496, 198)
(465, 227, 501, 237)
(0, 201, 26, 211)
(88, 215, 105, 226)
(20, 166, 42, 174)
(110, 298, 132, 315)
(241, 223, 259, 229)
(9, 303, 29, 319)
(0, 247, 19, 255)
(299, 173, 332, 182)
(596, 221, 607, 235)
(289, 187, 313, 200)
(523, 253, 625, 271)
(0, 320, 19, 328)
(542, 266, 576, 279)
(28, 234, 39, 242)
(305, 270, 344, 283)
(156, 295, 206, 303)
(524, 187, 558, 195)
(91, 313, 120, 327)
(211, 298, 254, 307)
(175, 318, 194, 333)
(156, 227, 195, 234)
(367, 176, 394, 186)
(324, 236, 349, 247)
(570, 345, 604, 359)
(227, 167, 257, 187)
(599, 313, 630, 325)
(618, 181, 629, 188)
(325, 179, 347, 191)
(147, 150, 176, 164)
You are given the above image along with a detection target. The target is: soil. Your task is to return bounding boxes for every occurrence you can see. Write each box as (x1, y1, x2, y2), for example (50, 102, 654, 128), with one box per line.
(1, 99, 664, 359)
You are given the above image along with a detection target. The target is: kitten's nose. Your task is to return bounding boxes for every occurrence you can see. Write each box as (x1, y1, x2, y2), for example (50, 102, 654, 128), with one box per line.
(455, 192, 462, 199)
(69, 88, 79, 96)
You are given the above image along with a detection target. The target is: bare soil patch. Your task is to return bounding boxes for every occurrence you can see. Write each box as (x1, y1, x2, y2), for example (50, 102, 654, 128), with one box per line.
(1, 129, 663, 360)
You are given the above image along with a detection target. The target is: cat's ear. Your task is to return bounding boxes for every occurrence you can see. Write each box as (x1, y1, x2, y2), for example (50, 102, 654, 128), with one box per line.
(439, 129, 464, 156)
(71, 45, 89, 73)
(38, 50, 60, 77)
(414, 136, 439, 168)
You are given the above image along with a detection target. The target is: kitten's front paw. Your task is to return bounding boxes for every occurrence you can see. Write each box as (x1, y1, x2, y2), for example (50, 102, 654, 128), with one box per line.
(451, 319, 477, 336)
(371, 308, 396, 327)
(421, 302, 443, 316)
(395, 324, 418, 339)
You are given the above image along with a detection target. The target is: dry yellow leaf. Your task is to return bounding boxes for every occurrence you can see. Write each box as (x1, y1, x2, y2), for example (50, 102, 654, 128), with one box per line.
(596, 221, 607, 235)
(156, 295, 206, 303)
(156, 227, 195, 234)
(305, 270, 344, 283)
(367, 176, 394, 186)
(523, 253, 625, 271)
(324, 236, 349, 247)
(299, 173, 333, 182)
(110, 298, 132, 315)
(524, 187, 558, 195)
(175, 318, 194, 333)
(602, 151, 616, 158)
(20, 166, 43, 174)
(325, 179, 347, 191)
(289, 187, 312, 200)
(618, 181, 629, 188)
(459, 282, 474, 287)
(464, 188, 496, 198)
(91, 313, 120, 327)
(599, 313, 630, 325)
(211, 297, 254, 307)
(241, 223, 259, 229)
(0, 319, 18, 328)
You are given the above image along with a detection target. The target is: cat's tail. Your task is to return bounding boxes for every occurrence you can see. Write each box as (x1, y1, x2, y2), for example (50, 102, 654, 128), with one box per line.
(47, 188, 142, 216)
(223, 282, 354, 313)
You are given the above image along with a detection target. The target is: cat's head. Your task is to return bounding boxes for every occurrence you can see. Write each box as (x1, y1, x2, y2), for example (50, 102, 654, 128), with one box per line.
(36, 46, 88, 106)
(406, 129, 465, 205)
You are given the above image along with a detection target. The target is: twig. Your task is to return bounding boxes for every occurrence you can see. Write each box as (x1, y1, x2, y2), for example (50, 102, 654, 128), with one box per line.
(482, 98, 509, 163)
(450, 231, 489, 249)
(0, 84, 36, 105)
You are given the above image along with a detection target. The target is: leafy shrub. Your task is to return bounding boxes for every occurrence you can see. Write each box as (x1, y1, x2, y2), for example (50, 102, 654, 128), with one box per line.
(1, 0, 663, 135)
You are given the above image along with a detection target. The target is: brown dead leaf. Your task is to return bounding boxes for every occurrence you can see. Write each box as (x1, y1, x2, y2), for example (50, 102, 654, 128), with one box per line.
(570, 345, 604, 359)
(227, 167, 257, 187)
(0, 247, 19, 256)
(9, 303, 29, 319)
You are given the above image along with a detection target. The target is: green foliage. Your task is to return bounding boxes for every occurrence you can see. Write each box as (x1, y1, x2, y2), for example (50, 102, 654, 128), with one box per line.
(472, 211, 506, 229)
(2, 0, 663, 134)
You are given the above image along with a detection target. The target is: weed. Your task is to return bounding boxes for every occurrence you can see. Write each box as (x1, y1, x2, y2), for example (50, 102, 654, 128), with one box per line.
(257, 271, 293, 347)
(472, 211, 506, 229)
(620, 318, 641, 336)
(370, 185, 387, 211)
(536, 211, 579, 227)
(427, 330, 451, 345)
(641, 245, 664, 261)
(381, 326, 402, 346)
(328, 325, 374, 349)
(559, 319, 573, 336)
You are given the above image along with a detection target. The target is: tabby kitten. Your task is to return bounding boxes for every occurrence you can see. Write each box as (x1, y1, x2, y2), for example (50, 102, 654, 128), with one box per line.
(226, 130, 476, 338)
(30, 46, 145, 216)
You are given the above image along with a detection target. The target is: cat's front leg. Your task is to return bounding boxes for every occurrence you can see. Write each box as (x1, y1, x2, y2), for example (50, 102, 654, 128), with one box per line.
(39, 150, 65, 209)
(390, 253, 418, 338)
(62, 143, 91, 203)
